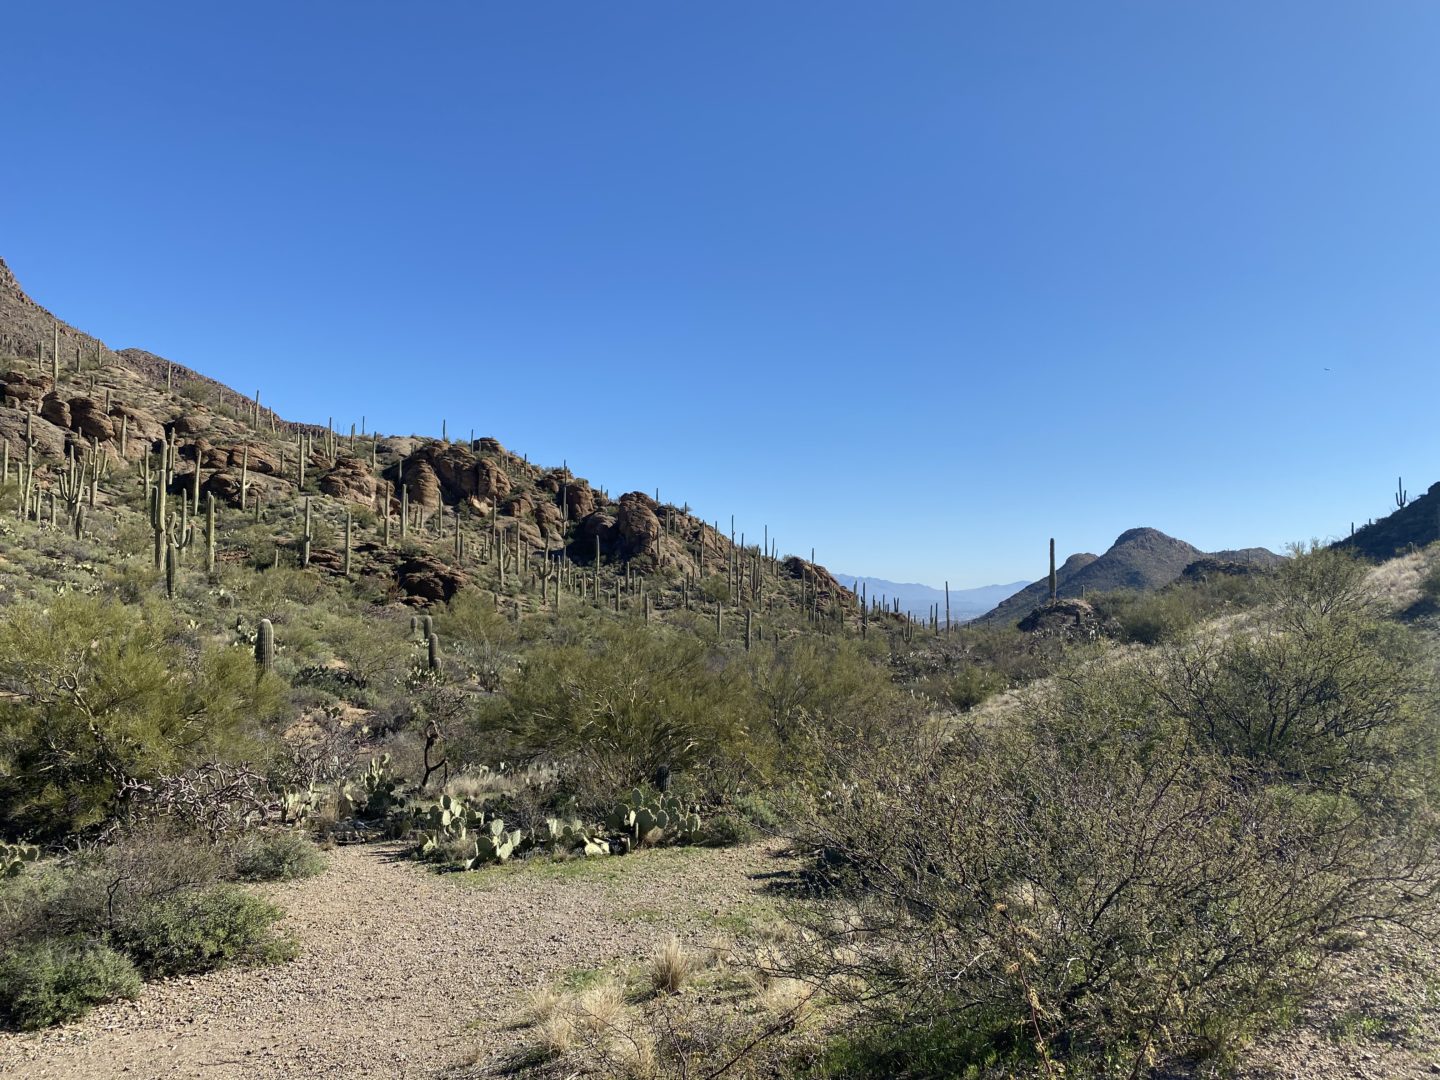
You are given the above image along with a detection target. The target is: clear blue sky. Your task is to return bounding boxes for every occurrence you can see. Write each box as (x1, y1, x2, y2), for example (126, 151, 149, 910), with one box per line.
(6, 2, 1440, 587)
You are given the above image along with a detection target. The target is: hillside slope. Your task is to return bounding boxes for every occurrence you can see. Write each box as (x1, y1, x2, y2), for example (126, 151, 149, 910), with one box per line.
(977, 527, 1281, 625)
(1334, 481, 1440, 561)
(0, 255, 862, 631)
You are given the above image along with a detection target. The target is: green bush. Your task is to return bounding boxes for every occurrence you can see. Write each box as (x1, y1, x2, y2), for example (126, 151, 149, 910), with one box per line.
(113, 885, 297, 978)
(0, 940, 141, 1030)
(0, 594, 287, 838)
(234, 833, 326, 882)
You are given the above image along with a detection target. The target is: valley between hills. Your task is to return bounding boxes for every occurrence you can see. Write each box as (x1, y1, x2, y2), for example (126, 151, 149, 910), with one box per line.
(4, 256, 1440, 1079)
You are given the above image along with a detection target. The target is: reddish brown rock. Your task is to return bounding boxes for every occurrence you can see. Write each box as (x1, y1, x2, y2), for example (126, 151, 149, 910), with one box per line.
(223, 442, 282, 475)
(171, 413, 206, 436)
(502, 492, 533, 519)
(320, 456, 378, 506)
(0, 406, 66, 460)
(201, 469, 245, 507)
(0, 372, 53, 406)
(577, 512, 616, 545)
(474, 436, 504, 454)
(395, 554, 465, 603)
(39, 393, 70, 429)
(614, 492, 661, 558)
(533, 499, 563, 534)
(474, 458, 511, 503)
(108, 404, 166, 448)
(403, 458, 441, 508)
(565, 481, 595, 520)
(66, 398, 114, 442)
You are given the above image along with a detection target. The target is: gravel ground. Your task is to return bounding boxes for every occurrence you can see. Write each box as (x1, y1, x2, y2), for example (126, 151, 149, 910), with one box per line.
(0, 840, 794, 1080)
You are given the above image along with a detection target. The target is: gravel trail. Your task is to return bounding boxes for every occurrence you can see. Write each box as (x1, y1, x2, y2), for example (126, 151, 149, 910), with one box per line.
(0, 841, 792, 1080)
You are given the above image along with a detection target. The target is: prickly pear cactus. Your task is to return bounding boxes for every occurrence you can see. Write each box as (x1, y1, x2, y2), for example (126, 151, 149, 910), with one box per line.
(0, 841, 40, 878)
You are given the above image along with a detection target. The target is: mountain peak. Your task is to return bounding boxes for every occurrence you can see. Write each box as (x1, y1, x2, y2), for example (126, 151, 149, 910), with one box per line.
(976, 528, 1280, 624)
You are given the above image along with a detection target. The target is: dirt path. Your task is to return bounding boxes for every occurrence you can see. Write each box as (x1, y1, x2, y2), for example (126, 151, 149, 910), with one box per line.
(0, 841, 794, 1080)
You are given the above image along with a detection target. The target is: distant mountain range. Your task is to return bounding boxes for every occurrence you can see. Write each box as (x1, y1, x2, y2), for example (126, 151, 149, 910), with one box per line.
(974, 527, 1283, 625)
(832, 574, 1029, 625)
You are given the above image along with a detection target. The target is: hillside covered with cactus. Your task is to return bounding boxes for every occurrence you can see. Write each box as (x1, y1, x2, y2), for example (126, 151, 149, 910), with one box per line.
(0, 254, 871, 639)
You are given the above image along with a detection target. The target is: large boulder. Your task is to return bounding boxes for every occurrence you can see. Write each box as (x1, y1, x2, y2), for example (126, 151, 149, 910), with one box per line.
(39, 393, 70, 429)
(503, 492, 534, 520)
(421, 443, 479, 497)
(319, 455, 378, 506)
(533, 498, 564, 535)
(564, 480, 595, 520)
(201, 469, 245, 507)
(223, 442, 282, 475)
(403, 458, 441, 508)
(108, 403, 166, 449)
(0, 406, 67, 460)
(0, 372, 53, 407)
(395, 554, 465, 604)
(67, 398, 114, 442)
(474, 457, 511, 503)
(614, 492, 661, 559)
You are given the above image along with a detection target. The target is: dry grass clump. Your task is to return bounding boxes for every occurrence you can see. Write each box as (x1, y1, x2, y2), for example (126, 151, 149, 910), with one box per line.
(524, 983, 565, 1025)
(515, 936, 818, 1077)
(647, 935, 696, 996)
(574, 979, 627, 1035)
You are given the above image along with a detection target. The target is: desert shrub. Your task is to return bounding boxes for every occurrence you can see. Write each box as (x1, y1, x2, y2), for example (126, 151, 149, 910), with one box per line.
(0, 594, 287, 839)
(1155, 549, 1429, 791)
(792, 549, 1440, 1073)
(475, 622, 757, 808)
(0, 939, 140, 1030)
(0, 829, 234, 946)
(234, 833, 326, 882)
(696, 812, 755, 847)
(112, 885, 296, 977)
(936, 662, 1007, 711)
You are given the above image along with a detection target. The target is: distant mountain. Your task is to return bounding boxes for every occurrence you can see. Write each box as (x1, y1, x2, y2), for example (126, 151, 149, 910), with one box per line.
(975, 527, 1282, 625)
(1334, 481, 1440, 561)
(833, 574, 1029, 625)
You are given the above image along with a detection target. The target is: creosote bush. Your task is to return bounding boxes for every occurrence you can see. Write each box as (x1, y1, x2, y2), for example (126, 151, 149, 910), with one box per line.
(234, 832, 326, 882)
(112, 885, 296, 978)
(0, 940, 141, 1031)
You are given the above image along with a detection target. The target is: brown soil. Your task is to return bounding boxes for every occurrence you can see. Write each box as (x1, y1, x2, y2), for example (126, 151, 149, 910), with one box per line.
(0, 841, 792, 1080)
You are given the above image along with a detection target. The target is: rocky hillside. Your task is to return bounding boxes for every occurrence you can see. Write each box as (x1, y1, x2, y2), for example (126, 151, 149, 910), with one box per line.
(1334, 481, 1440, 561)
(0, 256, 858, 626)
(976, 526, 1281, 625)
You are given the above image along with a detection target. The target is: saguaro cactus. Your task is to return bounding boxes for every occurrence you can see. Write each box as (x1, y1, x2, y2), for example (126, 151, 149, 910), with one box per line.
(205, 492, 217, 573)
(339, 508, 352, 578)
(1048, 538, 1057, 603)
(301, 497, 313, 568)
(256, 618, 275, 672)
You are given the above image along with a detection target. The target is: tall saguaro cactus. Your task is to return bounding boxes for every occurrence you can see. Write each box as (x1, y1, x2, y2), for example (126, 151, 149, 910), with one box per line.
(1049, 538, 1057, 603)
(256, 618, 275, 673)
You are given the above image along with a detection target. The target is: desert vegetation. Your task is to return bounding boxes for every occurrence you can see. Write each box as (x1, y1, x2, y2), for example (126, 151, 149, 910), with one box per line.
(3, 330, 1440, 1078)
